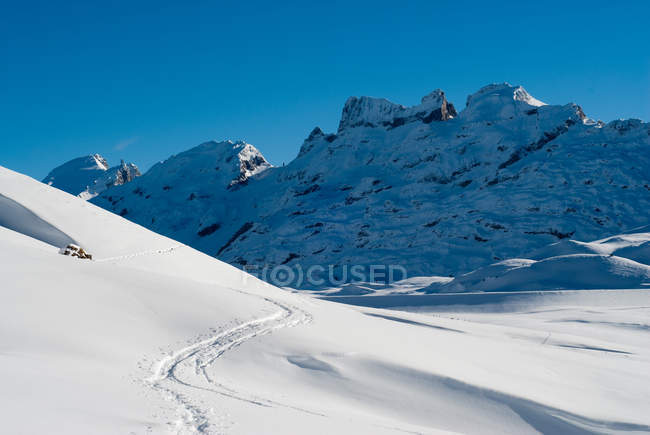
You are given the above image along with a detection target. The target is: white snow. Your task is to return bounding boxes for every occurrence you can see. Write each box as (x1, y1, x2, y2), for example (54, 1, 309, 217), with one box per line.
(513, 85, 546, 107)
(412, 231, 650, 293)
(2, 164, 650, 434)
(434, 254, 650, 292)
(0, 192, 77, 248)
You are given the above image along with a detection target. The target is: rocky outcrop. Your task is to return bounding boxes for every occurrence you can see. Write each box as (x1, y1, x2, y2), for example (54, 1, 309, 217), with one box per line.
(113, 160, 141, 185)
(59, 244, 92, 260)
(337, 89, 456, 132)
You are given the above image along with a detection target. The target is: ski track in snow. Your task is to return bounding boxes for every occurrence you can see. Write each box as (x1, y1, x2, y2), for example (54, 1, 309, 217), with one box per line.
(146, 284, 313, 434)
(94, 244, 186, 263)
(95, 245, 317, 431)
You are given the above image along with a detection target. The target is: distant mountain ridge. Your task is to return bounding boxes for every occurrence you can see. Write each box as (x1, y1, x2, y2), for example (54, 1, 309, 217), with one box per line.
(43, 154, 141, 199)
(87, 83, 649, 286)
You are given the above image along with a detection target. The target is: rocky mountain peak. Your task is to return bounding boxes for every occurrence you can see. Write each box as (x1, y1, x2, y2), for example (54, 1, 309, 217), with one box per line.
(307, 126, 324, 140)
(112, 161, 141, 186)
(298, 127, 338, 158)
(127, 140, 271, 196)
(337, 89, 456, 133)
(338, 96, 402, 132)
(230, 141, 272, 187)
(43, 154, 139, 199)
(461, 83, 550, 122)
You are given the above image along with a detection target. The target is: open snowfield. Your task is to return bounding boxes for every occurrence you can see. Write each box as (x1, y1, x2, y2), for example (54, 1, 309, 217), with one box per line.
(2, 165, 650, 434)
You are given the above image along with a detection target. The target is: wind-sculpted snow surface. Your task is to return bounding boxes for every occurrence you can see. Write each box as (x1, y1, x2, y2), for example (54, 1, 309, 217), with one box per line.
(91, 83, 650, 287)
(3, 165, 650, 433)
(0, 193, 77, 248)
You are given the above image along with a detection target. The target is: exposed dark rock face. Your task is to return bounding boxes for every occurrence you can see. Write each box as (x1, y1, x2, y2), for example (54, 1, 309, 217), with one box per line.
(197, 223, 221, 237)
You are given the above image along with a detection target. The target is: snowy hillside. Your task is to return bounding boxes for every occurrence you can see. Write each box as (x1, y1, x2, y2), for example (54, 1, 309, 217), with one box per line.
(420, 230, 650, 293)
(91, 83, 650, 286)
(2, 164, 650, 434)
(44, 154, 140, 199)
(317, 230, 650, 296)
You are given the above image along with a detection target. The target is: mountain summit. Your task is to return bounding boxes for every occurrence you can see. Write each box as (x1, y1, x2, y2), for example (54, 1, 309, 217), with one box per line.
(338, 89, 456, 132)
(43, 155, 141, 199)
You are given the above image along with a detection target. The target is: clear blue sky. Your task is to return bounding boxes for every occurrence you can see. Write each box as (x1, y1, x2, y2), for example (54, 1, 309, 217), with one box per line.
(2, 0, 649, 179)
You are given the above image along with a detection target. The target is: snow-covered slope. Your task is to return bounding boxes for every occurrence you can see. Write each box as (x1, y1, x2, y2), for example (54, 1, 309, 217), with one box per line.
(415, 230, 650, 293)
(2, 165, 650, 433)
(91, 84, 650, 286)
(529, 231, 650, 264)
(434, 254, 650, 293)
(44, 154, 141, 199)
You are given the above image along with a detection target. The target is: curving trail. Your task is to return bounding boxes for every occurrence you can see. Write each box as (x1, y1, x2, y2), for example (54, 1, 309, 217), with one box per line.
(146, 289, 312, 433)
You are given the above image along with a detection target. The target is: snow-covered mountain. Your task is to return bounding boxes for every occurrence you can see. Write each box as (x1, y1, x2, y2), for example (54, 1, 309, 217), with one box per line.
(44, 154, 141, 199)
(3, 164, 650, 434)
(92, 83, 650, 286)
